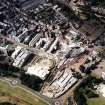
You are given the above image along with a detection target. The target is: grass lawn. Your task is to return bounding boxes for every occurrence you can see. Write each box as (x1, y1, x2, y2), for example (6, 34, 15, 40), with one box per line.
(87, 96, 105, 105)
(0, 80, 48, 105)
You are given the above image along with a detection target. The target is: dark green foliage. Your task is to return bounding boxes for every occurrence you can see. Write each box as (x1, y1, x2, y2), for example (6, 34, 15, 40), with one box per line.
(74, 76, 101, 105)
(74, 88, 87, 105)
(20, 72, 44, 91)
(89, 0, 105, 6)
(98, 49, 105, 58)
(0, 102, 16, 105)
(87, 90, 99, 98)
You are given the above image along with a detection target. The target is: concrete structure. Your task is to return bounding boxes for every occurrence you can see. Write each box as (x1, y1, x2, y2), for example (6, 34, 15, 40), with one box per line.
(47, 37, 59, 53)
(80, 56, 101, 73)
(29, 33, 42, 47)
(15, 0, 46, 10)
(97, 84, 105, 97)
(27, 57, 55, 80)
(11, 46, 22, 59)
(43, 69, 78, 98)
(12, 46, 31, 68)
(101, 72, 105, 80)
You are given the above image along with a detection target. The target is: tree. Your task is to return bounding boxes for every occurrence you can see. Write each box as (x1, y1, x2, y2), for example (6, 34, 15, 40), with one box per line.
(20, 72, 44, 91)
(87, 90, 99, 98)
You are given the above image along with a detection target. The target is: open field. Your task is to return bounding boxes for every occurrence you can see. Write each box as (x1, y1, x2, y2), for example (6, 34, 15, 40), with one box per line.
(0, 79, 48, 105)
(87, 96, 105, 105)
(0, 96, 31, 105)
(92, 60, 105, 78)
